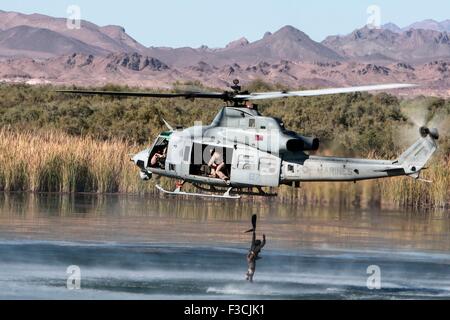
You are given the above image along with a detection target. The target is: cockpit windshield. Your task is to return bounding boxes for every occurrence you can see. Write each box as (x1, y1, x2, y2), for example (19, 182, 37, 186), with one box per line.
(149, 133, 171, 169)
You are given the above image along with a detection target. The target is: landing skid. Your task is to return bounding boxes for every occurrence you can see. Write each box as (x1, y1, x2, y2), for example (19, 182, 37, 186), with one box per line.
(193, 184, 277, 197)
(155, 184, 241, 199)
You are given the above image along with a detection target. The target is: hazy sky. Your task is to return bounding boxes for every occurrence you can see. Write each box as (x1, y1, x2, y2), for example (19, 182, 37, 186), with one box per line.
(2, 0, 450, 48)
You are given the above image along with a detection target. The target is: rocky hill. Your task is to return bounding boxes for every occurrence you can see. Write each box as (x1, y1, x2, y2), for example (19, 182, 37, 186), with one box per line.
(322, 27, 450, 62)
(0, 10, 449, 96)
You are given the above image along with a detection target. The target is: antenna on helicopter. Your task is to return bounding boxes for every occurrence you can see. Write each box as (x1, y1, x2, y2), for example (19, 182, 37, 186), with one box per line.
(231, 79, 241, 93)
(230, 79, 246, 106)
(162, 118, 174, 132)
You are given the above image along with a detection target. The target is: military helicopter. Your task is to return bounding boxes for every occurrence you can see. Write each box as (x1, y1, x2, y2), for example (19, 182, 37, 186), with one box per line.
(59, 80, 439, 199)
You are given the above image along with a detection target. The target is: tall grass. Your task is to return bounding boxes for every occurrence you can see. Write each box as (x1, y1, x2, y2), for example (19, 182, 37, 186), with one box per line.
(379, 156, 450, 209)
(0, 129, 155, 194)
(0, 129, 448, 208)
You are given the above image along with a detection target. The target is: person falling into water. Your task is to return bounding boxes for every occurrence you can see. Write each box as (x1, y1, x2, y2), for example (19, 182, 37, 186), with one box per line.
(245, 215, 266, 282)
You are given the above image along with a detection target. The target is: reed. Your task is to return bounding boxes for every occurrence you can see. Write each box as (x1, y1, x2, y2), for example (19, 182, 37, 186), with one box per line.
(379, 156, 450, 209)
(0, 129, 448, 208)
(0, 129, 155, 194)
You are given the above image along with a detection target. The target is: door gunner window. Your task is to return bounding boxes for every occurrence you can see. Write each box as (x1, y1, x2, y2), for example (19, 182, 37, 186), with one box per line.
(189, 143, 233, 179)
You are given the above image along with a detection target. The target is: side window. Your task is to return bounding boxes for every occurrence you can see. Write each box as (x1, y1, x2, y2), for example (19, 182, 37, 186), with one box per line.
(249, 118, 255, 128)
(183, 146, 190, 162)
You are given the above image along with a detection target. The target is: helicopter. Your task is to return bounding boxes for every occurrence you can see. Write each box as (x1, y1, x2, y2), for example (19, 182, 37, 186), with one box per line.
(59, 80, 439, 199)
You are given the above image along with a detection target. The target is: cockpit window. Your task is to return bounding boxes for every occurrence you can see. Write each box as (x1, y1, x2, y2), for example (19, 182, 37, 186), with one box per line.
(149, 136, 169, 169)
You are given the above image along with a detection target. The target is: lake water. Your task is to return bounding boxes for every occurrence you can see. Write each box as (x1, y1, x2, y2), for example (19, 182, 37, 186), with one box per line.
(0, 193, 449, 300)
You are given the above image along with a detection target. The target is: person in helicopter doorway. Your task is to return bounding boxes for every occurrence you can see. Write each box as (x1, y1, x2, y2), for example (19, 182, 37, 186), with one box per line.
(150, 146, 167, 169)
(246, 230, 266, 282)
(208, 148, 230, 185)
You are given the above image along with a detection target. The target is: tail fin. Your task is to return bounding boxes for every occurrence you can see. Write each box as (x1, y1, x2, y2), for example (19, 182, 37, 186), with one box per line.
(397, 127, 439, 176)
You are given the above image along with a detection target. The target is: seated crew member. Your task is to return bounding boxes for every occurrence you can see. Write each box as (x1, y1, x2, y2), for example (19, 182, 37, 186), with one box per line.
(150, 147, 167, 168)
(208, 148, 230, 184)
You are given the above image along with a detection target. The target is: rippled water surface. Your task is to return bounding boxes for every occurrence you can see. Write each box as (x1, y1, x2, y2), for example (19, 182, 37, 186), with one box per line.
(0, 193, 449, 299)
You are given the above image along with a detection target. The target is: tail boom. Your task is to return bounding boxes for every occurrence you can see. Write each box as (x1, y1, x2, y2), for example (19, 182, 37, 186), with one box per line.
(281, 127, 438, 183)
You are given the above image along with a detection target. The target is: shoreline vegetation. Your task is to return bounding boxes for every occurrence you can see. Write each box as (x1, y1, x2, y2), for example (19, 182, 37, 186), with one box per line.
(0, 83, 448, 209)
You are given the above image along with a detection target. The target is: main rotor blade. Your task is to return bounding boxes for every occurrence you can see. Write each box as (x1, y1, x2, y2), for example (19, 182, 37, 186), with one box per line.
(57, 83, 417, 102)
(56, 89, 228, 100)
(236, 83, 417, 100)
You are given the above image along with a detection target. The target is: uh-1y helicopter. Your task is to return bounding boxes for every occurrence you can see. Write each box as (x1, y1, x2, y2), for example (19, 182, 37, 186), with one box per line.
(59, 80, 439, 199)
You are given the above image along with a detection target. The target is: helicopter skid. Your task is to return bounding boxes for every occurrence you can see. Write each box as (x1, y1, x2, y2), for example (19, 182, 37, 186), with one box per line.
(155, 184, 241, 199)
(193, 184, 278, 197)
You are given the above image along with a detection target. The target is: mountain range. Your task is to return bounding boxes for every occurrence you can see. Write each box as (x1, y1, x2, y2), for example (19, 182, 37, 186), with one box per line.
(382, 19, 450, 33)
(0, 10, 449, 96)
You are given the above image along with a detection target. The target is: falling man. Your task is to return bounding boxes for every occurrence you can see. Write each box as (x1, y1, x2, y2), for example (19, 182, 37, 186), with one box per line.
(245, 214, 266, 282)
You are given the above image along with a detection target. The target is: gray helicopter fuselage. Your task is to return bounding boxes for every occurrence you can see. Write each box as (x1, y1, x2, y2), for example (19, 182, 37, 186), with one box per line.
(134, 106, 438, 188)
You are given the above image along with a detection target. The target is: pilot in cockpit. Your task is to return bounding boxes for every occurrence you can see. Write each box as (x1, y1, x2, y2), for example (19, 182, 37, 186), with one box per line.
(150, 142, 168, 168)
